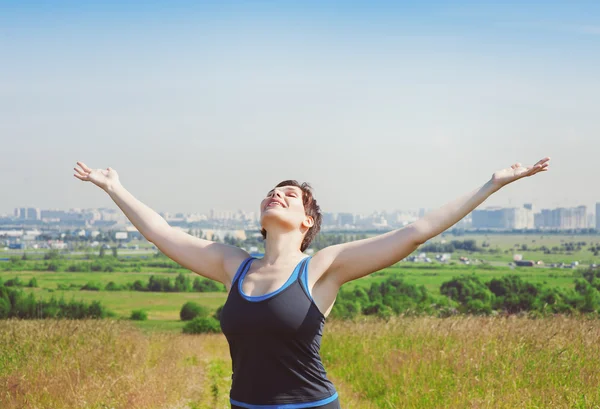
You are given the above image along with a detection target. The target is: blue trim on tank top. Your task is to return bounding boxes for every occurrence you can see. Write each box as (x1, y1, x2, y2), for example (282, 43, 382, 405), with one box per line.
(230, 392, 338, 408)
(298, 256, 314, 302)
(239, 257, 310, 302)
(232, 257, 254, 286)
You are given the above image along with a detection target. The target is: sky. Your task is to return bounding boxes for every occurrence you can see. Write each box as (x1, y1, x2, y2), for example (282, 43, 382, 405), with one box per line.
(1, 1, 599, 216)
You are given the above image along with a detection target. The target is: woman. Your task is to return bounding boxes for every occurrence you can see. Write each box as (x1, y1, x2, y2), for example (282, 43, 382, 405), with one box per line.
(73, 157, 550, 409)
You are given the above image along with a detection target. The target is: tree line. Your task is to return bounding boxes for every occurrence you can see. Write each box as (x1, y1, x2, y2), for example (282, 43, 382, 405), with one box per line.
(331, 267, 600, 320)
(0, 282, 112, 319)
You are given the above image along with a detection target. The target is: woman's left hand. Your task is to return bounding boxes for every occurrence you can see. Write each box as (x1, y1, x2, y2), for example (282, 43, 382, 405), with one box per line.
(491, 156, 550, 188)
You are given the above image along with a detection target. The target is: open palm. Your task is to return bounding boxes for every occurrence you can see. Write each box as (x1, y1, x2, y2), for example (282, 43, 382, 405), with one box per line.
(491, 157, 550, 187)
(73, 161, 120, 191)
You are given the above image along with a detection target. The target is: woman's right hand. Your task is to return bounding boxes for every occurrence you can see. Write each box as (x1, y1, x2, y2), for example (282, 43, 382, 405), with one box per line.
(73, 161, 120, 191)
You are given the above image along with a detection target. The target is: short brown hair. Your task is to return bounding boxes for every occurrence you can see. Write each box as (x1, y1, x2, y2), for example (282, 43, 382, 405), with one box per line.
(261, 180, 321, 252)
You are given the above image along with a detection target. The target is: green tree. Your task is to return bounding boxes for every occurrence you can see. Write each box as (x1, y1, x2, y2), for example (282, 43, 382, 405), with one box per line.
(180, 302, 210, 321)
(440, 276, 494, 314)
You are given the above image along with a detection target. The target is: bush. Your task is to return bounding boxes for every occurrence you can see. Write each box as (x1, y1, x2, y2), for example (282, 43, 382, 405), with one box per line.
(440, 275, 494, 314)
(330, 299, 361, 320)
(131, 280, 146, 291)
(0, 297, 10, 318)
(4, 277, 24, 287)
(193, 277, 225, 292)
(81, 281, 102, 291)
(47, 261, 63, 272)
(105, 281, 122, 291)
(487, 275, 539, 313)
(182, 316, 221, 334)
(130, 309, 148, 321)
(28, 277, 38, 288)
(180, 302, 210, 321)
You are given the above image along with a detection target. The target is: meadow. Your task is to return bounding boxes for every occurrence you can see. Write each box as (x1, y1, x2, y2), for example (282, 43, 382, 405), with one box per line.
(1, 316, 599, 408)
(1, 233, 599, 408)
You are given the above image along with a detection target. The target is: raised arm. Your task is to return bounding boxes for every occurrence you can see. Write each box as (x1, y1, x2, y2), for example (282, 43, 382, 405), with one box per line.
(312, 157, 550, 286)
(73, 161, 248, 286)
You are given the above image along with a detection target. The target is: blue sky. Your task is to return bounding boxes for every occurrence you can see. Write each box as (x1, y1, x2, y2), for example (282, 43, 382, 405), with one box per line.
(1, 1, 599, 216)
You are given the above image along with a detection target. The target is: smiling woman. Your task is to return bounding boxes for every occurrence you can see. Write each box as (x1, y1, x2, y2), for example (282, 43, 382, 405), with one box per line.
(73, 156, 550, 409)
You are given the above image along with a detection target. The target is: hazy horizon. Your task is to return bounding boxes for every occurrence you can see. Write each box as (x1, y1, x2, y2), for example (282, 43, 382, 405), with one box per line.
(2, 1, 599, 216)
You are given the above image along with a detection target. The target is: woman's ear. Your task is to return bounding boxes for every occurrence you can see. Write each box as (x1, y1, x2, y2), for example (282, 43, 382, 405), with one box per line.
(302, 215, 315, 229)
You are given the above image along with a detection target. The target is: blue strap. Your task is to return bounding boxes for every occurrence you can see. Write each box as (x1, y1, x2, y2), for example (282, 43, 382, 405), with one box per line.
(232, 257, 253, 286)
(298, 256, 314, 302)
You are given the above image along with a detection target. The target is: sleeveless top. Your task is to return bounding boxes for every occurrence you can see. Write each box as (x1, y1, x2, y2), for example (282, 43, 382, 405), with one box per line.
(220, 256, 338, 408)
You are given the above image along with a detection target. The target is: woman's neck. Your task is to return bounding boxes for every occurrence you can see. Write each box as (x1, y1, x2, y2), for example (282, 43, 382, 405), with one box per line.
(262, 230, 305, 265)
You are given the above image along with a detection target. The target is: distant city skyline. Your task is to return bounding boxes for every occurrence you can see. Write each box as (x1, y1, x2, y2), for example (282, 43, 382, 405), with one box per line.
(2, 2, 599, 215)
(2, 200, 600, 220)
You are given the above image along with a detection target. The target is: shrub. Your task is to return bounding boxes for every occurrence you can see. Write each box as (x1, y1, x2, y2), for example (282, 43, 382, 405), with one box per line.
(440, 275, 494, 314)
(81, 281, 102, 291)
(105, 281, 122, 291)
(27, 277, 38, 288)
(132, 280, 146, 291)
(47, 261, 63, 272)
(180, 302, 210, 321)
(182, 316, 221, 334)
(193, 277, 224, 292)
(330, 299, 361, 320)
(487, 275, 539, 313)
(130, 309, 148, 321)
(4, 277, 24, 287)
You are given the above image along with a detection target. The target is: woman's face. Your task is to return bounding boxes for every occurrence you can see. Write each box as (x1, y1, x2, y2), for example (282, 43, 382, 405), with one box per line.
(260, 185, 311, 231)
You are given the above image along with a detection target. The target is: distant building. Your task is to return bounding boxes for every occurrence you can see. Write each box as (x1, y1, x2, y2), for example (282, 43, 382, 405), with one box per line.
(14, 207, 41, 220)
(322, 212, 338, 227)
(535, 206, 587, 229)
(472, 205, 534, 229)
(596, 203, 600, 230)
(338, 213, 354, 227)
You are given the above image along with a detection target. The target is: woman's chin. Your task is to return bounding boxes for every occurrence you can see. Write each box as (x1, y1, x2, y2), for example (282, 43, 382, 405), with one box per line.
(261, 212, 296, 228)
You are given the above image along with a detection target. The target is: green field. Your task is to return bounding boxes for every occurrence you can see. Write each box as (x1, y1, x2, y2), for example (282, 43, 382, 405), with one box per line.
(432, 233, 600, 264)
(349, 263, 579, 292)
(0, 260, 586, 332)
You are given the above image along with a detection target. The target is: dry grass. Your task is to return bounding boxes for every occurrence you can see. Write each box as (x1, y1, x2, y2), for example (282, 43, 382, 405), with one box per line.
(2, 317, 600, 408)
(0, 319, 229, 409)
(322, 316, 600, 409)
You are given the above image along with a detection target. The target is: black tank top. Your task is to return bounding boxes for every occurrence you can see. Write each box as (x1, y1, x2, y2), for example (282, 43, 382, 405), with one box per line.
(220, 256, 338, 408)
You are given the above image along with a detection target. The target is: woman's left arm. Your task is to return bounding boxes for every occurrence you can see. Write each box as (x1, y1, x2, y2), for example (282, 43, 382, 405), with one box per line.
(313, 157, 550, 286)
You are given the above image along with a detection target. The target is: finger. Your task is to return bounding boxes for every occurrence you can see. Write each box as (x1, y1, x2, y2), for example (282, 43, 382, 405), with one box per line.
(73, 173, 87, 181)
(524, 165, 540, 175)
(77, 161, 92, 172)
(536, 157, 551, 165)
(74, 167, 87, 176)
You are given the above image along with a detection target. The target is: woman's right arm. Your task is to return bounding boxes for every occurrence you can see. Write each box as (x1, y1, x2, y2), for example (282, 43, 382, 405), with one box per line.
(74, 162, 248, 286)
